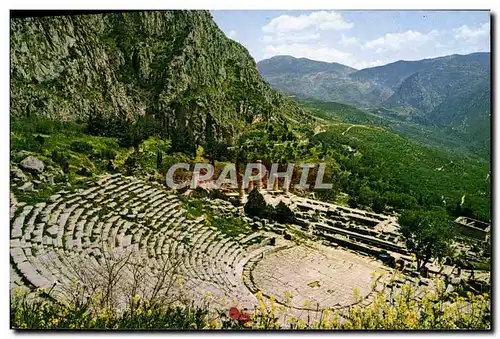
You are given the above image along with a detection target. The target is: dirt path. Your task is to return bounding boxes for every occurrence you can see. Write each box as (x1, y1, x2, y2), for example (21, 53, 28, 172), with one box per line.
(342, 125, 355, 136)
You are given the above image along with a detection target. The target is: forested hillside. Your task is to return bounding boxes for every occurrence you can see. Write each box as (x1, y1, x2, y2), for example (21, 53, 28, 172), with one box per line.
(312, 124, 490, 222)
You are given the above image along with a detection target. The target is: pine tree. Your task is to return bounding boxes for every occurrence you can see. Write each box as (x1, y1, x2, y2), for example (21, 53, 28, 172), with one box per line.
(244, 189, 268, 218)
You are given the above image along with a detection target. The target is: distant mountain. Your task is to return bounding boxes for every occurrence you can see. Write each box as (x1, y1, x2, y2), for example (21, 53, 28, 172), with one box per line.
(257, 53, 491, 155)
(352, 53, 489, 90)
(258, 55, 357, 77)
(382, 53, 489, 113)
(258, 56, 392, 107)
(381, 53, 491, 150)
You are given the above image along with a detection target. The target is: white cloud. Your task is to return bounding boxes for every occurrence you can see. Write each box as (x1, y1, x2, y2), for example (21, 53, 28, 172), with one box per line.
(352, 60, 385, 69)
(262, 11, 353, 34)
(261, 42, 386, 69)
(263, 32, 320, 44)
(339, 34, 360, 47)
(454, 22, 489, 44)
(227, 30, 238, 39)
(263, 43, 351, 64)
(257, 17, 490, 70)
(260, 12, 355, 66)
(364, 30, 439, 53)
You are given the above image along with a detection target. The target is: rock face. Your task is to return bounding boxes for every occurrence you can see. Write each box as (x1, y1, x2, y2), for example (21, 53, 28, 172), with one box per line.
(20, 156, 45, 173)
(10, 11, 306, 149)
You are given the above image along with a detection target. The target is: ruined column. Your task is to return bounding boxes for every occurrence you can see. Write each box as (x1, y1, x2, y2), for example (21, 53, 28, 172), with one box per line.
(262, 163, 269, 191)
(238, 173, 246, 204)
(272, 173, 279, 191)
(256, 160, 264, 190)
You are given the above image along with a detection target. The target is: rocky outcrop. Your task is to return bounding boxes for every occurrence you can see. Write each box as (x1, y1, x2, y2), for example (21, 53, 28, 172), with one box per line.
(20, 156, 45, 173)
(11, 11, 307, 149)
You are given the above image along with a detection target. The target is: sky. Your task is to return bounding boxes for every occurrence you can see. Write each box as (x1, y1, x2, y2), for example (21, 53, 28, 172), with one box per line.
(211, 10, 490, 69)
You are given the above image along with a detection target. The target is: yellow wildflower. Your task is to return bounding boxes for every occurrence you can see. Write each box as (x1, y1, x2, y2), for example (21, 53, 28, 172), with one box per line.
(258, 301, 267, 313)
(243, 321, 253, 328)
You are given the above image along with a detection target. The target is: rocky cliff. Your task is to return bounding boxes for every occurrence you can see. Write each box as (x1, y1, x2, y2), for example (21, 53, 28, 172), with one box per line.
(11, 11, 305, 149)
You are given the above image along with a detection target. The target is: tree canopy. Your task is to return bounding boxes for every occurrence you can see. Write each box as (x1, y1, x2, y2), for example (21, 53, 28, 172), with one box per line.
(398, 208, 456, 271)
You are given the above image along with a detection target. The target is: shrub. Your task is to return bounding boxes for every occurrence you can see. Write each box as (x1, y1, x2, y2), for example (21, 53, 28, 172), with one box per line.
(244, 189, 268, 218)
(269, 201, 296, 224)
(10, 271, 490, 330)
(86, 115, 160, 148)
(96, 148, 118, 160)
(183, 199, 205, 218)
(210, 217, 250, 238)
(123, 154, 137, 176)
(11, 292, 208, 330)
(50, 150, 70, 173)
(70, 141, 93, 154)
(11, 136, 44, 153)
(372, 196, 386, 213)
(136, 137, 172, 172)
(11, 117, 83, 136)
(76, 167, 92, 177)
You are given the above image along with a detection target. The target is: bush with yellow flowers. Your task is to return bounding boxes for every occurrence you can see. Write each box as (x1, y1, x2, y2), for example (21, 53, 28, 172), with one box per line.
(11, 288, 207, 330)
(214, 271, 490, 330)
(11, 271, 490, 330)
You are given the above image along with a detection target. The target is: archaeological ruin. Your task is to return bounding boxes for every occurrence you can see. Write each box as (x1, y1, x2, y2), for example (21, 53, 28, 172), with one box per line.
(10, 169, 490, 319)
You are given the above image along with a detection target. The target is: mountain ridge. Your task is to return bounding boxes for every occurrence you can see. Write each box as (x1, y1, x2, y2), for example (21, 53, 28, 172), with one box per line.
(257, 52, 490, 154)
(258, 55, 357, 77)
